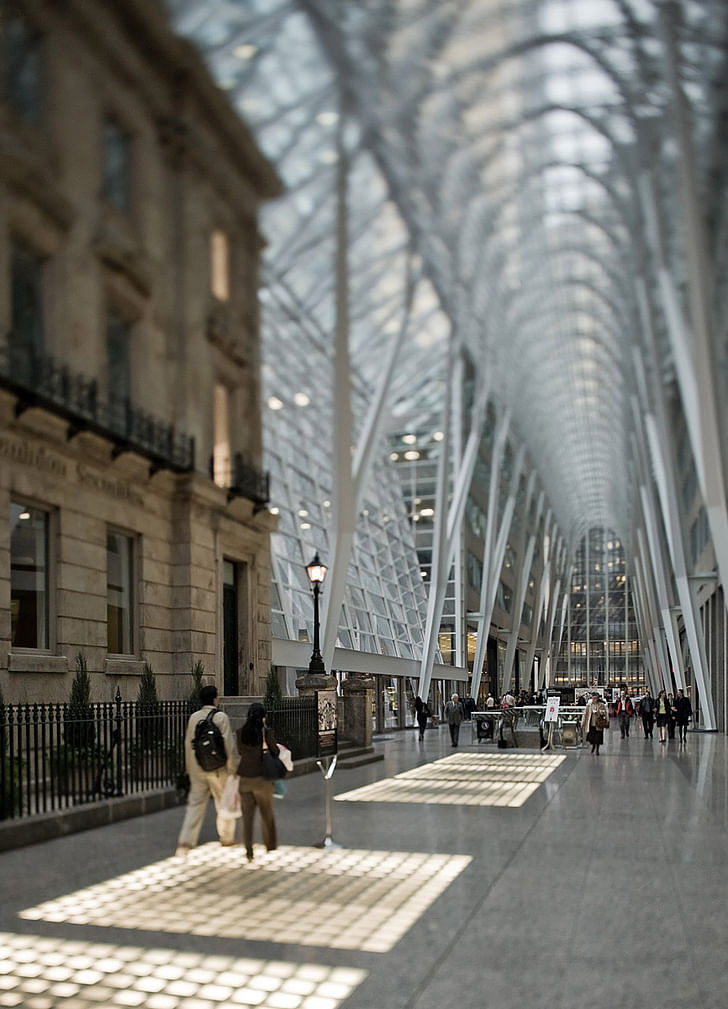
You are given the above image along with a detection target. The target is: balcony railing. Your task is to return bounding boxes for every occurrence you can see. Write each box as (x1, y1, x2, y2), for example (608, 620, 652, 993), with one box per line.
(1, 341, 195, 474)
(210, 451, 270, 508)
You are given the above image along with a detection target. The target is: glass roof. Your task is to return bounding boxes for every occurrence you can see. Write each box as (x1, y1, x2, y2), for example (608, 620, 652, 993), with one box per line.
(167, 0, 726, 566)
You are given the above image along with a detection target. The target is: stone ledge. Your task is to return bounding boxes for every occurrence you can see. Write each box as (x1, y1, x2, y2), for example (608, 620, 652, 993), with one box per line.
(0, 788, 183, 853)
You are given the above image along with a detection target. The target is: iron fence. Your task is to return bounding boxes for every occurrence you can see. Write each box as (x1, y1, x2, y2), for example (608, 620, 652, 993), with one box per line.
(265, 696, 318, 761)
(0, 692, 192, 821)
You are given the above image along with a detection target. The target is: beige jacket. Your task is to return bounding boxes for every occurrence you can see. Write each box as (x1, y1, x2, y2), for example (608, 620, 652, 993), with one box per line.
(184, 704, 238, 779)
(581, 699, 609, 733)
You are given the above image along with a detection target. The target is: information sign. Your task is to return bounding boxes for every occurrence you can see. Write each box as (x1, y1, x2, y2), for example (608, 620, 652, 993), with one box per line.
(544, 695, 561, 722)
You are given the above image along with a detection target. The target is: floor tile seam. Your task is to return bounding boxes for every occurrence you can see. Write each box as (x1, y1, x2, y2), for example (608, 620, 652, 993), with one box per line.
(401, 753, 583, 1009)
(0, 914, 387, 970)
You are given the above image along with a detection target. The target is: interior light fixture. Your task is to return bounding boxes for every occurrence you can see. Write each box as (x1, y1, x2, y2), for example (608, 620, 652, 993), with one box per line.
(420, 507, 434, 517)
(390, 452, 399, 461)
(18, 510, 31, 520)
(433, 431, 444, 441)
(298, 508, 309, 517)
(316, 111, 339, 125)
(293, 392, 310, 406)
(300, 521, 311, 530)
(403, 450, 420, 460)
(402, 433, 417, 444)
(233, 43, 258, 59)
(269, 506, 280, 515)
(268, 396, 284, 410)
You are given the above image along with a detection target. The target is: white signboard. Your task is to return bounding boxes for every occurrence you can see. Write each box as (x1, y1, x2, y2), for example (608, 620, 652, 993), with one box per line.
(544, 696, 561, 722)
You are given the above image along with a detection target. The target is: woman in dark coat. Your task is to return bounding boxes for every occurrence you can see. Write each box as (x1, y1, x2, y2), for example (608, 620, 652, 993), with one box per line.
(581, 691, 608, 754)
(415, 696, 430, 741)
(674, 689, 692, 743)
(655, 688, 671, 744)
(236, 702, 279, 862)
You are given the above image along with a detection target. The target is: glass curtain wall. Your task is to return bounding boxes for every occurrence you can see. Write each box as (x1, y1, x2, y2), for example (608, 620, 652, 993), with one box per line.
(554, 528, 644, 692)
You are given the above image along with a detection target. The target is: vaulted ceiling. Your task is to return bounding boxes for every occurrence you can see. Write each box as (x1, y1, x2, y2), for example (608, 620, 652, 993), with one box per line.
(168, 0, 728, 551)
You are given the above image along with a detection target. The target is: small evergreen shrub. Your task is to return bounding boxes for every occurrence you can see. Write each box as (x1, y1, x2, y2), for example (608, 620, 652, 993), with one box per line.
(136, 661, 162, 749)
(264, 667, 282, 708)
(190, 660, 205, 709)
(65, 653, 95, 750)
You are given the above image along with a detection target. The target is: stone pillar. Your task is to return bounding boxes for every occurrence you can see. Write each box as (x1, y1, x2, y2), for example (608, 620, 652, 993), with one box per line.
(341, 675, 375, 747)
(294, 672, 338, 697)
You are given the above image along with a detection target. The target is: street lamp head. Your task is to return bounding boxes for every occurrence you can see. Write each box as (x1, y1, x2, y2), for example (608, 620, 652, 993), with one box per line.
(306, 552, 328, 585)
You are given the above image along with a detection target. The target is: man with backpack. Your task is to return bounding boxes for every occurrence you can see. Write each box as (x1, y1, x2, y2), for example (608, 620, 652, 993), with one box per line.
(176, 684, 238, 856)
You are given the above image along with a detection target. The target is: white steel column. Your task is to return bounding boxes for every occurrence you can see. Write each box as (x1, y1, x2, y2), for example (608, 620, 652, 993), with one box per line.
(469, 428, 524, 701)
(320, 120, 355, 673)
(501, 493, 543, 693)
(417, 365, 490, 702)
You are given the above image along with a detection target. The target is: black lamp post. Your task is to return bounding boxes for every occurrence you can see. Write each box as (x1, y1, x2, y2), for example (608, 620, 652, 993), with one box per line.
(306, 552, 328, 675)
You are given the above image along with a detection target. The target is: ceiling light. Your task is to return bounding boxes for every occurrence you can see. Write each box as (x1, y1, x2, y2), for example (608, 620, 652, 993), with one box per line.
(18, 510, 31, 520)
(420, 507, 434, 517)
(403, 450, 420, 461)
(268, 396, 284, 410)
(293, 392, 310, 406)
(233, 43, 257, 59)
(402, 434, 417, 444)
(433, 431, 444, 441)
(269, 506, 280, 515)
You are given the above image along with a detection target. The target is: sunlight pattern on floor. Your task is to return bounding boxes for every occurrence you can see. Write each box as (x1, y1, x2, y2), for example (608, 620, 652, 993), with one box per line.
(335, 752, 566, 807)
(19, 845, 470, 954)
(0, 932, 365, 1009)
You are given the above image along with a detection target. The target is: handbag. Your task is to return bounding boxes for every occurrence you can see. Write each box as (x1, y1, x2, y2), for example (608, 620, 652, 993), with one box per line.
(262, 749, 287, 781)
(595, 709, 609, 730)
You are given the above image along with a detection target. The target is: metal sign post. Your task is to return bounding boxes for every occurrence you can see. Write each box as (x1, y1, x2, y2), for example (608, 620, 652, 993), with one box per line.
(541, 694, 560, 751)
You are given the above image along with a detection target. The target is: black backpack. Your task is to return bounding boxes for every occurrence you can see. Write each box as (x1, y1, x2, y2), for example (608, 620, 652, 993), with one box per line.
(192, 709, 227, 771)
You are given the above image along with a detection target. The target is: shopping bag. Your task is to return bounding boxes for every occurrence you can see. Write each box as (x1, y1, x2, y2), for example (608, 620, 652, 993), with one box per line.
(219, 774, 241, 819)
(277, 743, 294, 773)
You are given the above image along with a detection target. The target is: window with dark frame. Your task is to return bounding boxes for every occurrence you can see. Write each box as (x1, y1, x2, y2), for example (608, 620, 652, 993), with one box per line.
(10, 241, 44, 377)
(107, 530, 134, 655)
(106, 312, 131, 434)
(4, 10, 42, 126)
(10, 502, 49, 649)
(102, 116, 131, 212)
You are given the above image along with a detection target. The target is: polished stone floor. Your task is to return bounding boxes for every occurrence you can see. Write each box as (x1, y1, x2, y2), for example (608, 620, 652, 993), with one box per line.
(1, 723, 727, 1009)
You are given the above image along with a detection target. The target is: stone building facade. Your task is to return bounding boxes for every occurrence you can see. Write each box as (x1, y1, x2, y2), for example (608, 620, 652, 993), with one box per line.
(0, 0, 281, 703)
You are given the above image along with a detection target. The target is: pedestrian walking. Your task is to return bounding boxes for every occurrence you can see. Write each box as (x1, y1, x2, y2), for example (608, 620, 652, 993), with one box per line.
(414, 695, 430, 741)
(674, 689, 692, 743)
(655, 688, 671, 744)
(176, 684, 238, 856)
(236, 702, 279, 862)
(640, 690, 654, 738)
(614, 689, 634, 738)
(667, 693, 677, 740)
(444, 693, 464, 747)
(581, 691, 609, 754)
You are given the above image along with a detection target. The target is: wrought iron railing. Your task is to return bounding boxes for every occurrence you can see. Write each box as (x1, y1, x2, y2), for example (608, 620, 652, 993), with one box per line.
(263, 696, 318, 760)
(0, 692, 192, 821)
(0, 693, 321, 822)
(0, 341, 195, 474)
(209, 451, 270, 507)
